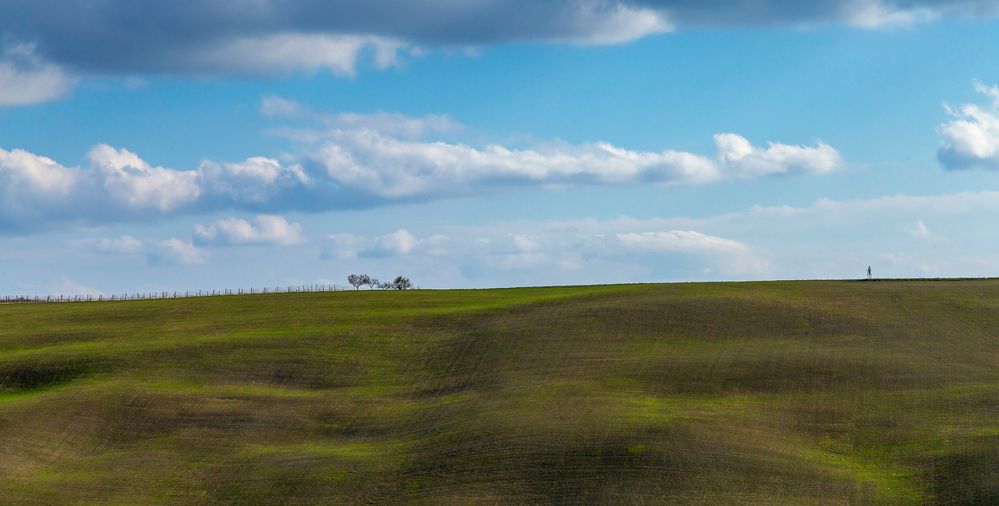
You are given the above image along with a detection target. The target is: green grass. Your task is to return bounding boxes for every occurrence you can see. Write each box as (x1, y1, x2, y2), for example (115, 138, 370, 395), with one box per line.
(1, 281, 999, 504)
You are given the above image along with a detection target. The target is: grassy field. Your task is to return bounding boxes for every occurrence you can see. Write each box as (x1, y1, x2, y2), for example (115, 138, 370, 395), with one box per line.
(1, 280, 998, 504)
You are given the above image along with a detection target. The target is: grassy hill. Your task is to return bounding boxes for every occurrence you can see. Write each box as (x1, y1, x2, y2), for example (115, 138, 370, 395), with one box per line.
(1, 280, 998, 504)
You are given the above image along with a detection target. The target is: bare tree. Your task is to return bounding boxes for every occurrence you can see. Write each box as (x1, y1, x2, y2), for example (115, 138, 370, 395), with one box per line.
(347, 274, 364, 290)
(349, 273, 412, 290)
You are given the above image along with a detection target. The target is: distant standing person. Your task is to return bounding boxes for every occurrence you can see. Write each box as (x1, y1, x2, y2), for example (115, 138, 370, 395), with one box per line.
(867, 266, 872, 280)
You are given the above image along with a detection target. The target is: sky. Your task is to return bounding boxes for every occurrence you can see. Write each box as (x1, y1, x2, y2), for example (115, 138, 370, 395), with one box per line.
(4, 0, 999, 294)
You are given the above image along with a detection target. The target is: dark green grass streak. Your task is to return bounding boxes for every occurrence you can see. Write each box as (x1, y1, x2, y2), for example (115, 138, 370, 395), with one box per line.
(1, 281, 998, 504)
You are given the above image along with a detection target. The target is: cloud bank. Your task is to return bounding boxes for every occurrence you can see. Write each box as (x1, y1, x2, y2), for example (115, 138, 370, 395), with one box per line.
(310, 131, 838, 198)
(194, 215, 304, 246)
(45, 188, 999, 290)
(0, 1, 993, 91)
(0, 111, 843, 232)
(322, 223, 769, 282)
(315, 189, 999, 287)
(84, 213, 303, 267)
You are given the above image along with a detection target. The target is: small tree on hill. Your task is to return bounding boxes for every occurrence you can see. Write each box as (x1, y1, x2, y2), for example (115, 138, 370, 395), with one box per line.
(347, 274, 364, 290)
(364, 276, 380, 289)
(392, 276, 413, 290)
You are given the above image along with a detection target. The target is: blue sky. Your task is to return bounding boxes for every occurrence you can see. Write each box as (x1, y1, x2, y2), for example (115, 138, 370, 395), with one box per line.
(4, 1, 999, 293)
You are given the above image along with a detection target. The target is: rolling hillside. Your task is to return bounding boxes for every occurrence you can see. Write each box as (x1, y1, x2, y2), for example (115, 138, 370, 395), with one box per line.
(1, 281, 998, 504)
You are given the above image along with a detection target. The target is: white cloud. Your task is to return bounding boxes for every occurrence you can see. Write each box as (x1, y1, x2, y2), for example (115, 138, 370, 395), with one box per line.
(262, 96, 463, 140)
(0, 144, 312, 230)
(714, 134, 842, 177)
(4, 0, 999, 94)
(149, 238, 204, 265)
(39, 187, 999, 288)
(905, 219, 940, 242)
(362, 229, 419, 257)
(0, 114, 842, 232)
(88, 144, 201, 211)
(617, 230, 750, 254)
(0, 147, 80, 227)
(194, 215, 304, 246)
(616, 230, 769, 276)
(323, 221, 769, 282)
(51, 278, 102, 297)
(194, 34, 405, 77)
(659, 190, 999, 279)
(310, 129, 840, 198)
(938, 80, 999, 169)
(843, 0, 938, 29)
(314, 189, 999, 286)
(0, 43, 75, 107)
(563, 2, 673, 44)
(94, 235, 144, 254)
(260, 95, 308, 118)
(197, 157, 309, 204)
(321, 112, 462, 139)
(512, 234, 541, 252)
(323, 229, 427, 259)
(423, 234, 450, 256)
(0, 147, 77, 196)
(973, 79, 999, 107)
(322, 233, 367, 259)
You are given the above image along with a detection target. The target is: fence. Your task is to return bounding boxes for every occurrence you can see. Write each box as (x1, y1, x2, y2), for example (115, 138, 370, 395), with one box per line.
(0, 284, 349, 304)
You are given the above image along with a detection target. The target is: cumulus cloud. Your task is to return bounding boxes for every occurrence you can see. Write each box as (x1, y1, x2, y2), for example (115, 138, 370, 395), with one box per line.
(0, 144, 312, 231)
(310, 130, 720, 197)
(197, 156, 310, 205)
(324, 229, 421, 258)
(938, 80, 999, 169)
(85, 232, 255, 267)
(0, 147, 81, 227)
(714, 134, 842, 178)
(0, 112, 842, 232)
(149, 238, 204, 266)
(0, 43, 74, 108)
(81, 234, 203, 266)
(308, 128, 841, 198)
(93, 235, 144, 254)
(362, 229, 419, 257)
(88, 144, 201, 212)
(194, 215, 304, 246)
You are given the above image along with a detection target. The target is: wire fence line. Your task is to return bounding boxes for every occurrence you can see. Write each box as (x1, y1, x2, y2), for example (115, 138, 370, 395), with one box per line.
(0, 284, 351, 304)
